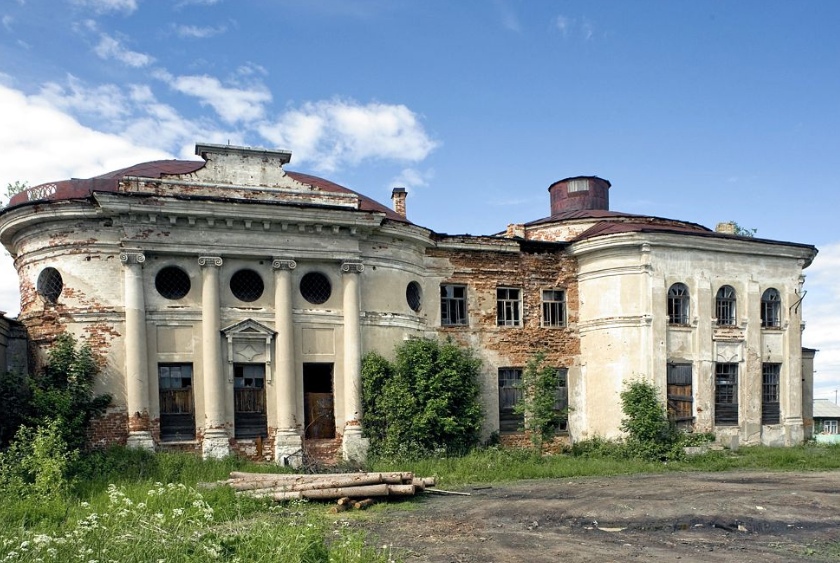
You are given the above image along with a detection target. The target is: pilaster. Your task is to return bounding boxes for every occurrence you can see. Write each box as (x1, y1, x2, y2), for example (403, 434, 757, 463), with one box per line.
(199, 255, 229, 459)
(272, 258, 302, 466)
(340, 260, 368, 462)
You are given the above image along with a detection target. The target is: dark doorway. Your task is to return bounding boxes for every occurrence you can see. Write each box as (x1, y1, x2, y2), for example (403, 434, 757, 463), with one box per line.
(234, 364, 267, 439)
(158, 364, 196, 441)
(303, 363, 335, 439)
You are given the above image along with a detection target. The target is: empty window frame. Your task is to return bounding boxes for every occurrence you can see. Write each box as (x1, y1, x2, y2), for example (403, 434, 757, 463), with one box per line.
(667, 364, 694, 427)
(498, 368, 523, 432)
(761, 288, 782, 328)
(667, 283, 690, 325)
(762, 363, 781, 425)
(822, 420, 839, 434)
(158, 364, 196, 441)
(715, 285, 737, 326)
(440, 284, 467, 326)
(714, 363, 739, 425)
(541, 289, 566, 327)
(497, 287, 522, 327)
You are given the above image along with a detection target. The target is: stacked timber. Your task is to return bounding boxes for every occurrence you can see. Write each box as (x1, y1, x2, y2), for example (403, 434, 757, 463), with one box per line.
(226, 471, 436, 502)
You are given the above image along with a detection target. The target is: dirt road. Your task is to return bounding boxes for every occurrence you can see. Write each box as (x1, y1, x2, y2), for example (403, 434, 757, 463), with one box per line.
(357, 471, 840, 562)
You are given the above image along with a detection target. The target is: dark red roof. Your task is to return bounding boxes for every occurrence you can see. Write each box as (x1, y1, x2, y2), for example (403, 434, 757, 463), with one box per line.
(6, 160, 407, 223)
(526, 209, 646, 226)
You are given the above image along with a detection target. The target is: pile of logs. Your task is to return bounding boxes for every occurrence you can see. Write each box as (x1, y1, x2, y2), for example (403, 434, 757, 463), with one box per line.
(226, 471, 437, 504)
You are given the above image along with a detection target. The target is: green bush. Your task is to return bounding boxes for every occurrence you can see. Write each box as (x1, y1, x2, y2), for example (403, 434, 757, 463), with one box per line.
(362, 338, 484, 460)
(514, 352, 563, 451)
(620, 379, 682, 461)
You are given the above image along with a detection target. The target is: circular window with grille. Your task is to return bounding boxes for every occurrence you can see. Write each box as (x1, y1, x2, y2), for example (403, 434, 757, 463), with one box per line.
(406, 281, 422, 312)
(155, 266, 191, 300)
(300, 272, 332, 304)
(37, 267, 63, 303)
(230, 269, 264, 302)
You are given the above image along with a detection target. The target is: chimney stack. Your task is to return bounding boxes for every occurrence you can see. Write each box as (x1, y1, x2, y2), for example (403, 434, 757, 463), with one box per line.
(715, 222, 737, 235)
(391, 187, 407, 218)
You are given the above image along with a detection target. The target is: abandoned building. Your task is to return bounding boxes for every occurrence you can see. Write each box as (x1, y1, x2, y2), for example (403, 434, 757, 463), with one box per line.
(0, 143, 818, 462)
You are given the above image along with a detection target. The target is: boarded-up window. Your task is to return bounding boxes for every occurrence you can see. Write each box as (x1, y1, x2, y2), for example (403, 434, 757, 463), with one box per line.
(667, 364, 693, 428)
(762, 363, 781, 425)
(158, 364, 195, 441)
(234, 364, 267, 439)
(498, 368, 523, 433)
(715, 363, 739, 425)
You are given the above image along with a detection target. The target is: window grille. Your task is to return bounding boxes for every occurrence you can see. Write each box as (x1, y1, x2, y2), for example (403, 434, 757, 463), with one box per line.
(762, 363, 781, 424)
(441, 285, 467, 326)
(406, 281, 422, 312)
(37, 267, 63, 303)
(155, 266, 191, 300)
(230, 269, 264, 302)
(761, 288, 781, 328)
(300, 272, 332, 304)
(497, 287, 522, 326)
(715, 285, 736, 326)
(542, 289, 566, 327)
(714, 363, 739, 425)
(667, 283, 690, 325)
(498, 368, 523, 432)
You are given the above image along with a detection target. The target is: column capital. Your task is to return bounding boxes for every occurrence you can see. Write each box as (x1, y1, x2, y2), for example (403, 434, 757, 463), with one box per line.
(272, 258, 297, 270)
(120, 251, 146, 265)
(198, 256, 223, 268)
(341, 261, 364, 274)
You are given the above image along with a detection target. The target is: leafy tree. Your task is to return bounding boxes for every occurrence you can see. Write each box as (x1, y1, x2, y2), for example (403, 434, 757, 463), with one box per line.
(361, 338, 483, 459)
(2, 181, 28, 207)
(731, 221, 757, 237)
(620, 379, 679, 461)
(514, 352, 563, 452)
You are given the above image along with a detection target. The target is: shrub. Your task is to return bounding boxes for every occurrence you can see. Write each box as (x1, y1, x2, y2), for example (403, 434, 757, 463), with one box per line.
(362, 338, 483, 459)
(620, 379, 681, 461)
(514, 352, 563, 452)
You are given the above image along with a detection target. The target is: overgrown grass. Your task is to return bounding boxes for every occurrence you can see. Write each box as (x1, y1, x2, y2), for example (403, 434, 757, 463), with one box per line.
(371, 442, 840, 487)
(0, 447, 394, 563)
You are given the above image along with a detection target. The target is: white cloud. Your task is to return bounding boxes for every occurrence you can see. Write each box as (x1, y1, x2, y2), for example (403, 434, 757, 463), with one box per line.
(259, 99, 438, 172)
(94, 33, 154, 67)
(167, 74, 271, 124)
(37, 75, 130, 120)
(494, 0, 521, 32)
(389, 168, 433, 192)
(554, 14, 595, 40)
(2, 15, 13, 31)
(175, 0, 221, 7)
(804, 242, 840, 400)
(555, 15, 570, 36)
(175, 24, 226, 38)
(71, 0, 137, 15)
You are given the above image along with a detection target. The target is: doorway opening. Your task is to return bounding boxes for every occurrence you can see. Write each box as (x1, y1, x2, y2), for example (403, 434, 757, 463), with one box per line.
(303, 363, 335, 439)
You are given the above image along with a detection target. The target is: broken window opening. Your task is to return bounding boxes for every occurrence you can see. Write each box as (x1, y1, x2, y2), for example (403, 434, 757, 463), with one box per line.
(667, 363, 694, 429)
(158, 363, 196, 441)
(440, 284, 468, 326)
(497, 287, 522, 327)
(541, 289, 566, 328)
(498, 367, 523, 433)
(762, 363, 781, 425)
(667, 283, 690, 325)
(761, 288, 781, 328)
(715, 285, 737, 326)
(714, 363, 739, 425)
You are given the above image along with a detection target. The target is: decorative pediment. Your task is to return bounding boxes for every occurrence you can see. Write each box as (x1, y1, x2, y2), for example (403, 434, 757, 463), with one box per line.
(221, 318, 276, 338)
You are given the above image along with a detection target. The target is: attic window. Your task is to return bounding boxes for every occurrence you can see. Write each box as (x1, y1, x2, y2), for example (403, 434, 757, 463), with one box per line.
(37, 267, 63, 303)
(155, 266, 191, 300)
(300, 272, 332, 304)
(567, 179, 589, 193)
(406, 281, 422, 312)
(230, 269, 264, 302)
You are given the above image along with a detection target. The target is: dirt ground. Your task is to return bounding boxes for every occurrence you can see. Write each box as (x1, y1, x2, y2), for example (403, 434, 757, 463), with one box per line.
(354, 471, 840, 562)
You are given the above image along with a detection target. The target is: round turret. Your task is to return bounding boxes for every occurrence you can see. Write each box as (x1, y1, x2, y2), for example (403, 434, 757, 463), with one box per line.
(548, 176, 611, 214)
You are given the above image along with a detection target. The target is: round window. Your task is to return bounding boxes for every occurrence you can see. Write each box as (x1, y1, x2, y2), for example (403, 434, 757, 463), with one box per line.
(406, 281, 422, 312)
(37, 267, 63, 303)
(300, 272, 332, 304)
(230, 269, 264, 302)
(155, 266, 191, 300)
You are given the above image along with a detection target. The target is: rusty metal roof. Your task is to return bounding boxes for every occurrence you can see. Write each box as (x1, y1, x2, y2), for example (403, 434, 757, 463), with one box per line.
(5, 159, 408, 223)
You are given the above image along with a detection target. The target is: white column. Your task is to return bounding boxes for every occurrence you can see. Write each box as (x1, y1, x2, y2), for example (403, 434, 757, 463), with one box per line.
(341, 260, 368, 462)
(199, 256, 229, 459)
(120, 251, 154, 451)
(272, 258, 302, 466)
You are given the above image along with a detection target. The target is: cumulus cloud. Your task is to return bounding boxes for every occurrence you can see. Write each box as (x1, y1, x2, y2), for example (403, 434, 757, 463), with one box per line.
(258, 99, 438, 172)
(175, 24, 226, 38)
(71, 0, 137, 15)
(804, 242, 840, 400)
(554, 14, 595, 40)
(389, 168, 434, 192)
(94, 33, 154, 67)
(167, 74, 271, 124)
(37, 75, 130, 120)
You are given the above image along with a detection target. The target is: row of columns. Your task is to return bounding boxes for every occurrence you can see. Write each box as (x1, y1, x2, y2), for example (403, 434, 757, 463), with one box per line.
(120, 251, 366, 462)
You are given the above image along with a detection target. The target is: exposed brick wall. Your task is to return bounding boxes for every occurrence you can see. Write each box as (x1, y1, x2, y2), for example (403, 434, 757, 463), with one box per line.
(499, 432, 570, 454)
(304, 437, 343, 467)
(88, 409, 129, 448)
(230, 428, 276, 462)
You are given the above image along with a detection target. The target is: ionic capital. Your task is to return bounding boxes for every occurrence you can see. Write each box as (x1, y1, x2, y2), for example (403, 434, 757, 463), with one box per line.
(341, 261, 364, 274)
(120, 251, 146, 265)
(272, 258, 297, 271)
(198, 256, 223, 268)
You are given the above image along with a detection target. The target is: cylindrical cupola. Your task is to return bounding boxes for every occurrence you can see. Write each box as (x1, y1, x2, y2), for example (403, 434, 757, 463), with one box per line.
(548, 176, 611, 214)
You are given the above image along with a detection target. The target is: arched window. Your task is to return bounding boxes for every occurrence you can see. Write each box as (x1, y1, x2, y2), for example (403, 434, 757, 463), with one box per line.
(715, 285, 736, 326)
(667, 283, 690, 325)
(761, 288, 781, 328)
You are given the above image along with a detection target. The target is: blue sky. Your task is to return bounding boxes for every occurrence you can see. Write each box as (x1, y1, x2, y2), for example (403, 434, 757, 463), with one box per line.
(1, 0, 839, 400)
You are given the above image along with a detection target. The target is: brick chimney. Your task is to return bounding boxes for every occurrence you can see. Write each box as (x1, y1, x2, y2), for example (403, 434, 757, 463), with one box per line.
(391, 187, 407, 218)
(715, 222, 737, 235)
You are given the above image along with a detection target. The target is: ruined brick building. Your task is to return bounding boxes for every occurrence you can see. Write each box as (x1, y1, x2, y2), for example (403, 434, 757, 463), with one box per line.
(0, 144, 817, 462)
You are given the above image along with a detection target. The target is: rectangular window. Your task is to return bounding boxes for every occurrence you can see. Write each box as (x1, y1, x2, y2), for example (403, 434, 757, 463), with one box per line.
(440, 284, 468, 326)
(761, 363, 781, 425)
(158, 363, 196, 441)
(498, 368, 523, 432)
(667, 364, 693, 428)
(497, 287, 522, 326)
(567, 179, 589, 193)
(541, 289, 566, 327)
(234, 364, 267, 439)
(555, 368, 569, 432)
(714, 363, 739, 425)
(824, 420, 838, 434)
